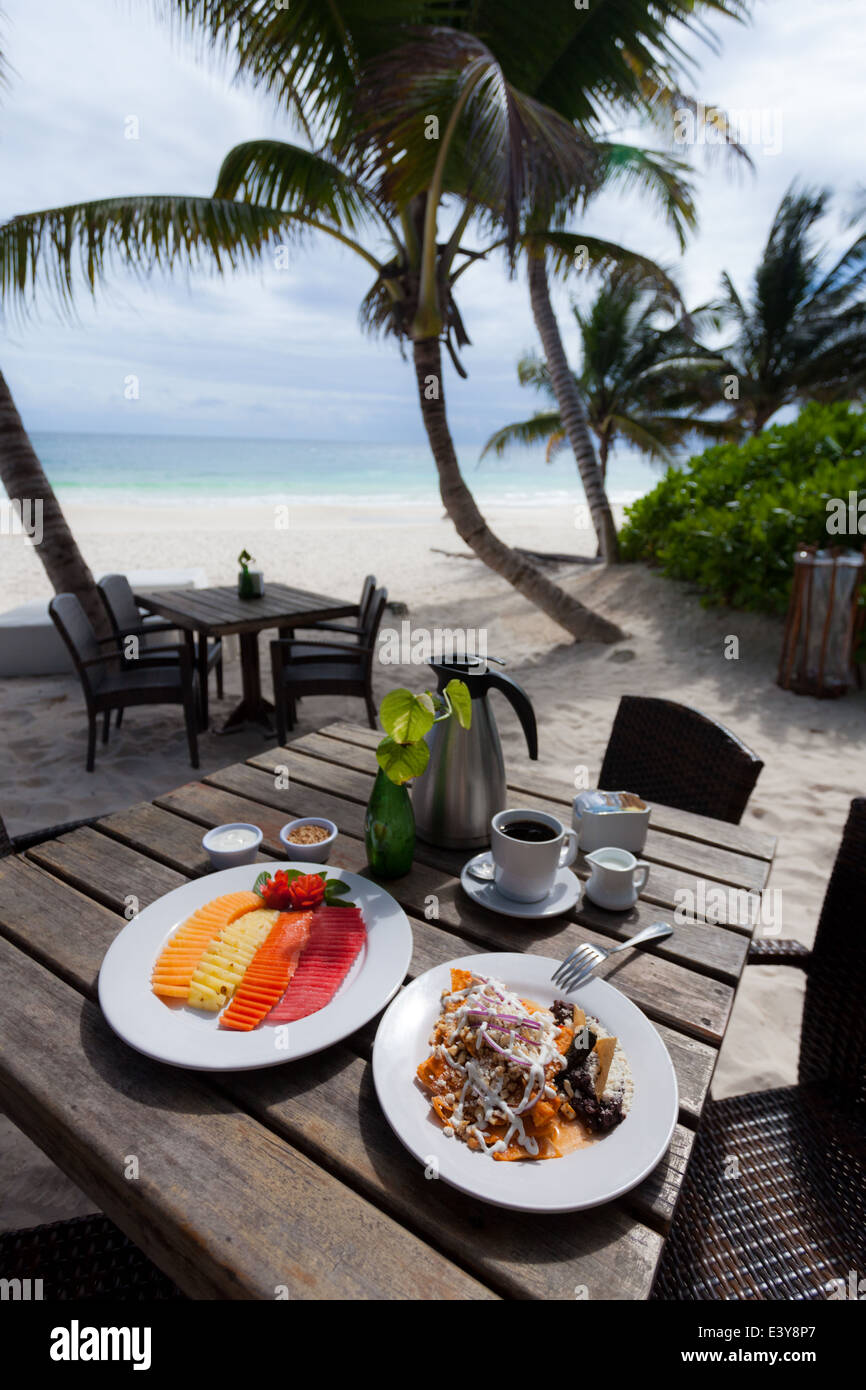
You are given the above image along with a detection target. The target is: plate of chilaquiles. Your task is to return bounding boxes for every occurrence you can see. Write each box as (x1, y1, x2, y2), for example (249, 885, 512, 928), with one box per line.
(99, 864, 413, 1069)
(373, 952, 678, 1212)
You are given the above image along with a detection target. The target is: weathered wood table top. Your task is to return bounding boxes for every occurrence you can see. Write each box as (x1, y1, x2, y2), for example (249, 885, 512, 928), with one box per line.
(134, 582, 358, 733)
(0, 720, 776, 1300)
(133, 582, 357, 637)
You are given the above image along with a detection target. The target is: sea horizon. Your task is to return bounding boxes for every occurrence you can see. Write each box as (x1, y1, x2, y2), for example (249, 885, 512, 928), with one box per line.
(31, 429, 667, 512)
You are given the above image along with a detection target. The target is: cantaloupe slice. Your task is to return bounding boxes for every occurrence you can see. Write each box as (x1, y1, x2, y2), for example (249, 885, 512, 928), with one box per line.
(151, 891, 263, 999)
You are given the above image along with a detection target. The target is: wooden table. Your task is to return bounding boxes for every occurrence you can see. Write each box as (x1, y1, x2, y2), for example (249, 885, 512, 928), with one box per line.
(0, 721, 776, 1300)
(135, 583, 357, 733)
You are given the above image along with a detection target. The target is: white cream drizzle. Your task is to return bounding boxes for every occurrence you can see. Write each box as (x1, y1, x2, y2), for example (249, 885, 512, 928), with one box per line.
(433, 976, 564, 1157)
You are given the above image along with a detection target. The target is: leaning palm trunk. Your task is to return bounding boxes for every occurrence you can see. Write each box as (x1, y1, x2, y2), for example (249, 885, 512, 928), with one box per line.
(528, 254, 619, 562)
(0, 369, 105, 633)
(412, 339, 623, 643)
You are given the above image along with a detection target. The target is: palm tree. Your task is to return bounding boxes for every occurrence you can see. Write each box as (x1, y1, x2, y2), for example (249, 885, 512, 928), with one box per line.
(1, 2, 749, 639)
(147, 0, 749, 577)
(212, 37, 624, 641)
(483, 266, 737, 477)
(162, 0, 750, 564)
(713, 184, 866, 433)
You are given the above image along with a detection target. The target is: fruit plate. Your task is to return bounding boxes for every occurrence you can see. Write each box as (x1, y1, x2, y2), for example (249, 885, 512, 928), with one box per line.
(98, 862, 413, 1070)
(372, 952, 678, 1213)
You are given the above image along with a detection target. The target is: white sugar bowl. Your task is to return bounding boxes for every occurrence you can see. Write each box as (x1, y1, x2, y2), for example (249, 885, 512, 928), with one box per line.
(572, 790, 650, 855)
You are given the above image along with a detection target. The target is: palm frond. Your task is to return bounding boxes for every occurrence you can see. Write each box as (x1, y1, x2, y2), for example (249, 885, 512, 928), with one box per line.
(516, 351, 554, 396)
(0, 194, 288, 317)
(595, 143, 697, 251)
(153, 0, 412, 142)
(480, 411, 563, 458)
(631, 72, 755, 173)
(529, 231, 682, 306)
(350, 29, 598, 246)
(716, 182, 866, 426)
(214, 140, 394, 238)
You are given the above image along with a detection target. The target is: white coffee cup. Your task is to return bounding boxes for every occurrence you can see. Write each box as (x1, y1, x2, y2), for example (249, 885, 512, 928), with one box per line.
(490, 808, 579, 903)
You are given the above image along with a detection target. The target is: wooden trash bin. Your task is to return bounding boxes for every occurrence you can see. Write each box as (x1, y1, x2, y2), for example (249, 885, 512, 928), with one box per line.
(777, 546, 864, 697)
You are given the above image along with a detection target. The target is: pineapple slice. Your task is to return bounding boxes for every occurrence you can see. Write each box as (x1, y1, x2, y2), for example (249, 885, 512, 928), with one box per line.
(186, 909, 279, 1011)
(188, 982, 224, 1011)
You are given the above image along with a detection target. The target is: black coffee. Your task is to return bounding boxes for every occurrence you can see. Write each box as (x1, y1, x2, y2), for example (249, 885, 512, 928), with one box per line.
(501, 820, 557, 843)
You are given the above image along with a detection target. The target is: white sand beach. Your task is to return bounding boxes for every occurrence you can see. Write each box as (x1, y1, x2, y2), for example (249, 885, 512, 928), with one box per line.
(1, 497, 863, 1229)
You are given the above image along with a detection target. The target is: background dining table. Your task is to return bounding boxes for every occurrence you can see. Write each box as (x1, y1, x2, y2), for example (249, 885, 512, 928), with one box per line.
(0, 720, 776, 1300)
(134, 582, 358, 733)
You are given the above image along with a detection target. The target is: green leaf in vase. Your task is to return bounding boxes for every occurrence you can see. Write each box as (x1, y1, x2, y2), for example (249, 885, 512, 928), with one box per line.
(379, 688, 435, 743)
(444, 678, 472, 729)
(376, 733, 430, 784)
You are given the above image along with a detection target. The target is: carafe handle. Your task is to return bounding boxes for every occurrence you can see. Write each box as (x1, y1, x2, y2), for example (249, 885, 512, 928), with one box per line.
(485, 670, 538, 760)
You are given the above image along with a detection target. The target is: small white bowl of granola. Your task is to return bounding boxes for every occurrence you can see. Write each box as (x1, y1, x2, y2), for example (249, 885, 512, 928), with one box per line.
(279, 817, 338, 863)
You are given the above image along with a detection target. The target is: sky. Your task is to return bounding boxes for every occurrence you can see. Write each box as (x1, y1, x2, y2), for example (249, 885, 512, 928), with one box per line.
(0, 0, 863, 445)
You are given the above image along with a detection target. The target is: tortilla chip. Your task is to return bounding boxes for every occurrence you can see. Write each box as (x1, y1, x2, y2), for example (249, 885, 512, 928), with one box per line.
(593, 1036, 617, 1098)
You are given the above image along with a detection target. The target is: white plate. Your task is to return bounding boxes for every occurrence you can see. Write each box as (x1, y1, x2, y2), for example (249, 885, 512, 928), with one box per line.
(373, 952, 678, 1213)
(98, 862, 413, 1070)
(460, 853, 582, 918)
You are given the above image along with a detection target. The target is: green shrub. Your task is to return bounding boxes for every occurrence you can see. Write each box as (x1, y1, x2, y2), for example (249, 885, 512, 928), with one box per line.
(620, 402, 866, 615)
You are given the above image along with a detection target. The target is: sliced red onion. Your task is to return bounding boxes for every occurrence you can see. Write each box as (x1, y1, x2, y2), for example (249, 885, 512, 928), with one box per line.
(465, 1007, 541, 1028)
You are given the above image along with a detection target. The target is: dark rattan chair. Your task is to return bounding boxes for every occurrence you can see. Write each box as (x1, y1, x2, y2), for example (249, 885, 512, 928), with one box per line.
(652, 797, 866, 1299)
(598, 695, 763, 825)
(99, 574, 223, 729)
(287, 573, 376, 645)
(0, 1213, 184, 1300)
(269, 586, 388, 740)
(49, 593, 199, 772)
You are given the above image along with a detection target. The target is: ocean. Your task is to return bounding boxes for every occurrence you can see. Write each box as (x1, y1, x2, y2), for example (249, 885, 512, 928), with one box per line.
(31, 432, 664, 512)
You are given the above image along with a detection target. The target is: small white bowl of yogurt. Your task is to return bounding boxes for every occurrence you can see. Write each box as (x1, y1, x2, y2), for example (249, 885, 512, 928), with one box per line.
(202, 822, 263, 870)
(279, 817, 338, 863)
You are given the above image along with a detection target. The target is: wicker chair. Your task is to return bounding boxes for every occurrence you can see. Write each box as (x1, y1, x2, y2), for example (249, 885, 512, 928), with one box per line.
(652, 798, 866, 1300)
(49, 594, 199, 772)
(0, 1213, 184, 1300)
(99, 574, 222, 729)
(598, 695, 763, 824)
(286, 573, 376, 645)
(269, 586, 388, 739)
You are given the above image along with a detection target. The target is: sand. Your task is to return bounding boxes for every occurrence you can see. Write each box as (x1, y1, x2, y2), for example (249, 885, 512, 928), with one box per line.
(1, 497, 863, 1230)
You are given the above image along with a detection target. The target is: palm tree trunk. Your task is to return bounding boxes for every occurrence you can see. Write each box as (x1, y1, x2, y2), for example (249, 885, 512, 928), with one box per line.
(412, 338, 623, 643)
(0, 368, 106, 633)
(599, 428, 611, 486)
(528, 253, 619, 562)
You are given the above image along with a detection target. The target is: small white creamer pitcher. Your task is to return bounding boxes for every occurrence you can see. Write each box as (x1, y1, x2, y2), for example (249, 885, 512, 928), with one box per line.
(584, 847, 650, 911)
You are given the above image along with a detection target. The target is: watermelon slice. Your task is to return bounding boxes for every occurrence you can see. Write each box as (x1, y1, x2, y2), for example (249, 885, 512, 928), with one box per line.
(266, 906, 366, 1023)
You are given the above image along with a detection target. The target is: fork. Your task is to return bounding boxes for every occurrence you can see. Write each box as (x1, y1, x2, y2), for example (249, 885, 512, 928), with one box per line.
(551, 920, 673, 992)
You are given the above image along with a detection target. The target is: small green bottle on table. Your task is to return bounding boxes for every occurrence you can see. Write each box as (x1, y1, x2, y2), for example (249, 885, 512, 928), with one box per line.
(365, 680, 471, 879)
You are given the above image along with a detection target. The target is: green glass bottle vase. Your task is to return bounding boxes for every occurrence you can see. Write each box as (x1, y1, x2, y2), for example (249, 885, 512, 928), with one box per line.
(365, 769, 415, 878)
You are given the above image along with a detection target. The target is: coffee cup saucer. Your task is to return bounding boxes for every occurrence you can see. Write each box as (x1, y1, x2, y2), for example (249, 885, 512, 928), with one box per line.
(460, 852, 582, 919)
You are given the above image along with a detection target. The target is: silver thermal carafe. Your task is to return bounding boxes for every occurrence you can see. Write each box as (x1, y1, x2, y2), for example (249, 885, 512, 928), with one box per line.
(413, 657, 538, 849)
